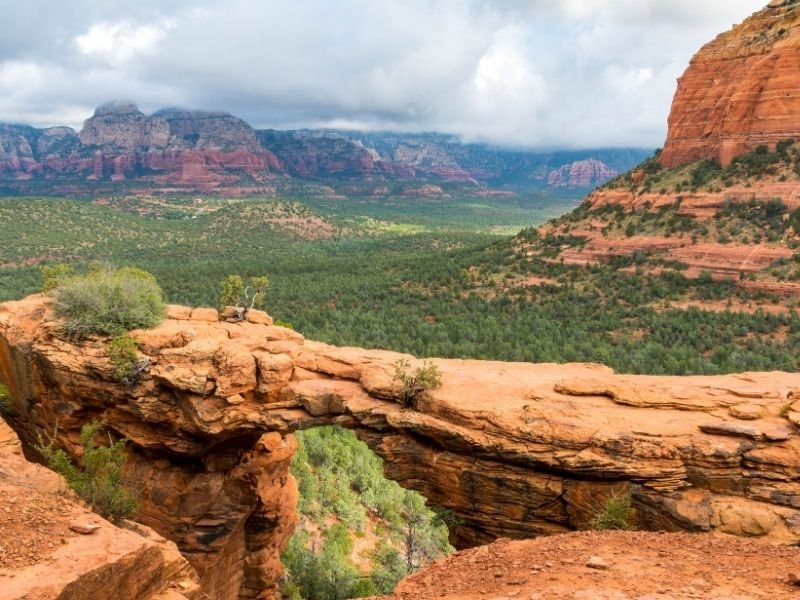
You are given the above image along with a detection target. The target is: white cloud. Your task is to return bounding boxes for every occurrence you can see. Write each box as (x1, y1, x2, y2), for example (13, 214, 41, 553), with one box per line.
(75, 20, 173, 65)
(0, 61, 47, 91)
(605, 66, 654, 92)
(0, 0, 767, 147)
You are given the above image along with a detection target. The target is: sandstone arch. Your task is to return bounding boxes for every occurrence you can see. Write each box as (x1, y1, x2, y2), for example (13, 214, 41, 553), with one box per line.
(2, 295, 800, 600)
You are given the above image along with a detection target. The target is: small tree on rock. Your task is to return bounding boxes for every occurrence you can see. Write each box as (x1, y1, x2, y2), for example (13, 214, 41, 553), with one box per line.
(219, 274, 269, 318)
(393, 359, 442, 409)
(108, 334, 147, 384)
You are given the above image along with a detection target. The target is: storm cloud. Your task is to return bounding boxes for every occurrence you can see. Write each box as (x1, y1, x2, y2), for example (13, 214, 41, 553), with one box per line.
(0, 0, 764, 148)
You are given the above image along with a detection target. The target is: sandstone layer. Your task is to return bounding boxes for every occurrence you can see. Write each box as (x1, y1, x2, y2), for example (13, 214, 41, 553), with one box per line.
(527, 183, 800, 299)
(0, 418, 203, 600)
(0, 296, 800, 600)
(0, 102, 286, 192)
(546, 159, 616, 189)
(661, 1, 800, 168)
(1, 296, 800, 597)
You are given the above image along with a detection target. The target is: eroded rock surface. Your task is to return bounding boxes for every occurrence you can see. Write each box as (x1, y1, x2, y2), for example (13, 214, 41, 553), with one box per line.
(1, 296, 800, 598)
(0, 418, 203, 600)
(661, 2, 800, 168)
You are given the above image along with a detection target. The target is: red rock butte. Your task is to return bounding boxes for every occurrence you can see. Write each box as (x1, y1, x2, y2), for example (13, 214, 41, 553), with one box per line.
(2, 296, 800, 599)
(661, 1, 800, 168)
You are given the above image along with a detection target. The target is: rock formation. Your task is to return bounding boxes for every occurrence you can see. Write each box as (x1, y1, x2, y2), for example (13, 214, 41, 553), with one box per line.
(1, 295, 800, 598)
(0, 418, 203, 599)
(661, 1, 800, 168)
(547, 159, 616, 189)
(0, 102, 642, 195)
(524, 4, 800, 299)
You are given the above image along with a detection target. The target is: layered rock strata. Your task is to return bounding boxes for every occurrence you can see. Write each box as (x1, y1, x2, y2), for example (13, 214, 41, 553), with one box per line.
(0, 102, 286, 191)
(546, 159, 616, 189)
(0, 102, 636, 194)
(0, 418, 203, 600)
(1, 296, 800, 598)
(661, 1, 800, 168)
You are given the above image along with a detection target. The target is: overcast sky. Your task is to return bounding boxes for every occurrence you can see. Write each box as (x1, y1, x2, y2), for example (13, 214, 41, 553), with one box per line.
(0, 0, 764, 149)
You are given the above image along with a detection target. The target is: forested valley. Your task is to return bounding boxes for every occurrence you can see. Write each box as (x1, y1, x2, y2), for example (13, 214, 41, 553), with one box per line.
(2, 192, 799, 597)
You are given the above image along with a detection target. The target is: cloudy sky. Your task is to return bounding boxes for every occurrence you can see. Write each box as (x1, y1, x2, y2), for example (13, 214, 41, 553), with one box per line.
(0, 0, 764, 149)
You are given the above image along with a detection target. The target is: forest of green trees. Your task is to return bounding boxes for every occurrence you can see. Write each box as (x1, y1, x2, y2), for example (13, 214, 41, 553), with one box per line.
(1, 196, 798, 376)
(283, 427, 452, 599)
(2, 193, 799, 597)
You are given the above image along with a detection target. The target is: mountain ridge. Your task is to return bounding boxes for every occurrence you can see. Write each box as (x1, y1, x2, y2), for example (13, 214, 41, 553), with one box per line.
(0, 101, 649, 196)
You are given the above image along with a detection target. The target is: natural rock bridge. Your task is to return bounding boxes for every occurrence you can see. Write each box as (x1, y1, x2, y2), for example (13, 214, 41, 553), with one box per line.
(1, 295, 800, 599)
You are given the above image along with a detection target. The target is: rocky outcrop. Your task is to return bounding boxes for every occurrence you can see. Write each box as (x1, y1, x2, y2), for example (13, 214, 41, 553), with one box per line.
(661, 1, 800, 168)
(3, 296, 799, 597)
(0, 102, 285, 191)
(547, 159, 616, 188)
(528, 3, 800, 297)
(530, 182, 800, 297)
(0, 418, 203, 600)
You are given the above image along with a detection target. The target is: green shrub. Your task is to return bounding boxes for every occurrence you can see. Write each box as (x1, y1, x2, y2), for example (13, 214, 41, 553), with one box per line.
(35, 421, 138, 522)
(590, 488, 634, 531)
(40, 263, 75, 292)
(53, 266, 165, 338)
(107, 334, 141, 382)
(690, 159, 721, 189)
(393, 359, 443, 408)
(0, 383, 10, 414)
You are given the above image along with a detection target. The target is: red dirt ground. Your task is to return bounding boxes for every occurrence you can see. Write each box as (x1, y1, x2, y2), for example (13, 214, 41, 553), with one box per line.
(381, 530, 800, 600)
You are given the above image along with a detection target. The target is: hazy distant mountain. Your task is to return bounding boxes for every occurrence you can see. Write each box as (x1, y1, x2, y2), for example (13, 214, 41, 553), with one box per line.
(0, 102, 651, 197)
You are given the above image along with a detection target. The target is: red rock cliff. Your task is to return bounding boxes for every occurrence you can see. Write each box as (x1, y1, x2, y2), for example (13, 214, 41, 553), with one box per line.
(661, 1, 800, 168)
(0, 419, 204, 600)
(2, 296, 800, 598)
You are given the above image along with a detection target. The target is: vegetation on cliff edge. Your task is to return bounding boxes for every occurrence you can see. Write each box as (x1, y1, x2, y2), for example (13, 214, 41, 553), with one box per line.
(49, 265, 165, 339)
(35, 421, 139, 522)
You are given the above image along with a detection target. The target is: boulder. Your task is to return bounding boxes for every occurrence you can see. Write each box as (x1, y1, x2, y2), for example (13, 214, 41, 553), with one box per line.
(190, 308, 219, 322)
(245, 309, 273, 326)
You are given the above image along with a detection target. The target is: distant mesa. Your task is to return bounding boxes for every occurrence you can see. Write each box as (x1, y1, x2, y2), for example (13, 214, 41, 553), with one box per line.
(0, 101, 648, 196)
(93, 99, 143, 116)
